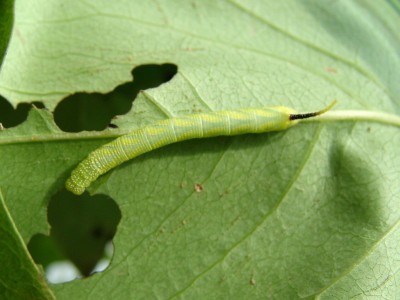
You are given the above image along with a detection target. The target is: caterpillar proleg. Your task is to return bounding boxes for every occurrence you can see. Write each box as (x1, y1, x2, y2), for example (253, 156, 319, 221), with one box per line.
(66, 101, 336, 195)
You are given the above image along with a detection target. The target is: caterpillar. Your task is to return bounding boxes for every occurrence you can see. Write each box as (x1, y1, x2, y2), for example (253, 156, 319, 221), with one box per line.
(65, 101, 336, 195)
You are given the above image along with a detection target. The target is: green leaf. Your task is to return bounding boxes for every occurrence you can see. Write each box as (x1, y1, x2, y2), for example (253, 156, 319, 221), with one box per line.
(0, 0, 400, 299)
(0, 190, 55, 299)
(0, 0, 14, 69)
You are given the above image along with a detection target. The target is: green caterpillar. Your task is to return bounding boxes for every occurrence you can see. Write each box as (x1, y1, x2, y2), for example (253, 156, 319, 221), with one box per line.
(66, 101, 336, 195)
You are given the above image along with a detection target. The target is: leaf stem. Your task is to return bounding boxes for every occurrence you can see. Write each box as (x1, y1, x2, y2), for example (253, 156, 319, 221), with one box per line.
(303, 110, 400, 128)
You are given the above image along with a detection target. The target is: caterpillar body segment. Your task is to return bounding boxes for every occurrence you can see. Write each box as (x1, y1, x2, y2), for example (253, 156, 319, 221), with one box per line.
(66, 102, 335, 195)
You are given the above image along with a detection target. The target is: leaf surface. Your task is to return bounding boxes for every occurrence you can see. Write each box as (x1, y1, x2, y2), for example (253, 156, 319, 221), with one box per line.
(0, 191, 55, 299)
(0, 0, 399, 299)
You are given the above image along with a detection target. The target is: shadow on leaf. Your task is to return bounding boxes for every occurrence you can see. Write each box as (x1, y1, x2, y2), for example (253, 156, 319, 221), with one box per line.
(328, 140, 383, 229)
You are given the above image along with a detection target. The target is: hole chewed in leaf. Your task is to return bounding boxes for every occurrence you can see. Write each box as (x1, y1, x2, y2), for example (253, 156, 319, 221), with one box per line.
(28, 189, 121, 283)
(0, 95, 45, 128)
(54, 63, 177, 132)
